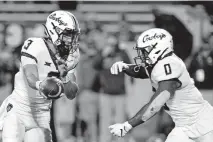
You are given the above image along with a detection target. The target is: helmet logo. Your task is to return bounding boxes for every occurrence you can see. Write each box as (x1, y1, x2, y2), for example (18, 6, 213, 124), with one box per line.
(49, 13, 68, 26)
(143, 33, 166, 43)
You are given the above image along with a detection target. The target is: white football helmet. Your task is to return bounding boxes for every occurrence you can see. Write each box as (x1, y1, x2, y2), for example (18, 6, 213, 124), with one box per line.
(134, 28, 173, 67)
(44, 10, 80, 60)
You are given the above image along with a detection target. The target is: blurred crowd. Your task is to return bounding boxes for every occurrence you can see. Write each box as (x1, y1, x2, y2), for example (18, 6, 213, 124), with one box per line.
(0, 1, 213, 142)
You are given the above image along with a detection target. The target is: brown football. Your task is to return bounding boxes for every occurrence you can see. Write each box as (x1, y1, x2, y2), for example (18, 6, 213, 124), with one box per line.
(42, 77, 64, 99)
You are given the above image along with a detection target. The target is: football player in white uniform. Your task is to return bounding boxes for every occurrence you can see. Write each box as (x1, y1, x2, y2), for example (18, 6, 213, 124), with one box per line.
(0, 10, 80, 142)
(109, 28, 213, 142)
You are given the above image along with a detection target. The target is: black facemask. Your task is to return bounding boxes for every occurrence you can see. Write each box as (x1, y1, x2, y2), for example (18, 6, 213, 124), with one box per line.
(57, 29, 80, 60)
(133, 46, 150, 67)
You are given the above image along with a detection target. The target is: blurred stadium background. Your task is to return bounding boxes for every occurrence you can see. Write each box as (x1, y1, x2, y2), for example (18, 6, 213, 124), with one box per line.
(0, 1, 213, 142)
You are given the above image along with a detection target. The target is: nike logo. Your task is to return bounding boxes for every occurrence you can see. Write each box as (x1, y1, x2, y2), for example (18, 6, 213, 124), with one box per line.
(120, 129, 123, 137)
(120, 126, 128, 137)
(44, 62, 51, 66)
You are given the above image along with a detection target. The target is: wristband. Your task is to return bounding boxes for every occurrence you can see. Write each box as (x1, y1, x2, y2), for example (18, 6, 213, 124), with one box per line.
(124, 121, 133, 129)
(36, 81, 42, 90)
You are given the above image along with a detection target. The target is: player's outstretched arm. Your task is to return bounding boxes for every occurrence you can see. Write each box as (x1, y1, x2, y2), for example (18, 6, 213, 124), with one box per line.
(123, 64, 148, 79)
(110, 61, 148, 79)
(109, 79, 179, 137)
(128, 80, 178, 127)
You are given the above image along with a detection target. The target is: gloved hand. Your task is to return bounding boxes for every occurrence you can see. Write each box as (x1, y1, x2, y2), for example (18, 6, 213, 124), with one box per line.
(66, 48, 80, 71)
(109, 121, 132, 137)
(110, 61, 129, 75)
(56, 59, 68, 77)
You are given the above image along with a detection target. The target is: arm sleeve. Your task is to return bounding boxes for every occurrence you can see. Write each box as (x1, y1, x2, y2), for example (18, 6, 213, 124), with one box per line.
(21, 38, 41, 66)
(123, 65, 149, 79)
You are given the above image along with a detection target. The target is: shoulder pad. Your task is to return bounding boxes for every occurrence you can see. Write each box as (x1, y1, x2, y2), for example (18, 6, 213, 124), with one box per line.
(151, 56, 184, 82)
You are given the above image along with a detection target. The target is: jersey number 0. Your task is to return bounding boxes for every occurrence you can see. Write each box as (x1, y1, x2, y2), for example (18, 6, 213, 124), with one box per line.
(164, 64, 172, 75)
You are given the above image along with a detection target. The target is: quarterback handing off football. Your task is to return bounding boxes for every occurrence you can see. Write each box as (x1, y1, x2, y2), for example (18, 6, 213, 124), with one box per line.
(39, 77, 64, 100)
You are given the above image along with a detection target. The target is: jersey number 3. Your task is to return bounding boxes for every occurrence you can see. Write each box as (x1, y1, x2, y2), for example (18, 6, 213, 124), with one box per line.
(164, 64, 172, 75)
(24, 40, 33, 50)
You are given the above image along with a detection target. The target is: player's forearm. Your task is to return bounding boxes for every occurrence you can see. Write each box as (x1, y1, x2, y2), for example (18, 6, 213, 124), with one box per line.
(123, 64, 148, 79)
(63, 81, 79, 100)
(141, 90, 171, 121)
(128, 90, 171, 127)
(23, 64, 40, 90)
(127, 102, 162, 128)
(128, 103, 149, 127)
(25, 73, 40, 90)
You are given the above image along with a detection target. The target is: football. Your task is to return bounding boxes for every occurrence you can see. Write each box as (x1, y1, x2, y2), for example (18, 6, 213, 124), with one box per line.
(41, 77, 64, 99)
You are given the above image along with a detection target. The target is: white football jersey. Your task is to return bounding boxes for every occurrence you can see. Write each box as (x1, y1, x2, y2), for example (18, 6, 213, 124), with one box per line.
(11, 37, 77, 111)
(148, 54, 206, 126)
